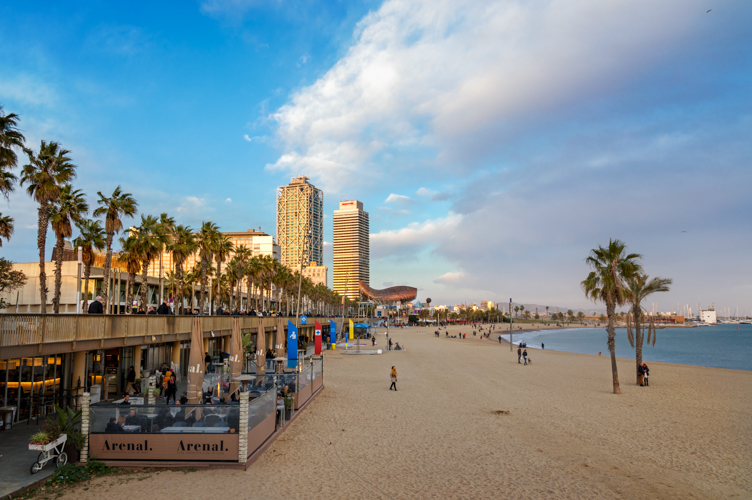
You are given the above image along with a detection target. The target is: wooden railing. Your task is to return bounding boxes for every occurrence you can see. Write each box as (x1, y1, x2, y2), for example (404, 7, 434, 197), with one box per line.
(0, 314, 294, 348)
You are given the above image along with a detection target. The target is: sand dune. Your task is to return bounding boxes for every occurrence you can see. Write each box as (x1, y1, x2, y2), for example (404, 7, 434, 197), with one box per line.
(56, 325, 751, 499)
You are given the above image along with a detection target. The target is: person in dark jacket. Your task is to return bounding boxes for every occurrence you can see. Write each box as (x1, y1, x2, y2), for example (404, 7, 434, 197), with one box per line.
(216, 305, 224, 315)
(88, 296, 104, 314)
(105, 417, 124, 432)
(157, 299, 172, 315)
(147, 306, 157, 315)
(125, 366, 136, 395)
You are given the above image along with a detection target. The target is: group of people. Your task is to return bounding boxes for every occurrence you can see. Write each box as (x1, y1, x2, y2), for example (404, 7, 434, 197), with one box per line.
(517, 347, 530, 365)
(87, 295, 291, 317)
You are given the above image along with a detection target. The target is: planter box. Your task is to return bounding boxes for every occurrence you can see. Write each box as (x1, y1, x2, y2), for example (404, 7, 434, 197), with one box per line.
(29, 434, 67, 452)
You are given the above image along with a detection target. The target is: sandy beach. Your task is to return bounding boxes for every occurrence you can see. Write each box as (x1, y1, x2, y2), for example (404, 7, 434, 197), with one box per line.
(52, 324, 751, 499)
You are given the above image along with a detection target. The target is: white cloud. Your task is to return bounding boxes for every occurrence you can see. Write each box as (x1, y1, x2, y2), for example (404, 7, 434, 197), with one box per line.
(384, 193, 411, 204)
(176, 196, 209, 214)
(370, 212, 462, 258)
(0, 75, 57, 106)
(416, 187, 436, 197)
(268, 0, 706, 189)
(225, 198, 232, 203)
(433, 271, 465, 285)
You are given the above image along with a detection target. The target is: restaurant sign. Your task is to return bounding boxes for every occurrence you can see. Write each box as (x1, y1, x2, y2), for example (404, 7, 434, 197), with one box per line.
(89, 434, 238, 461)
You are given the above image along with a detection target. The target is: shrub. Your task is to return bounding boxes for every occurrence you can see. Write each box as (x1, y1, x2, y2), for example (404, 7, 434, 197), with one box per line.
(67, 429, 86, 451)
(30, 432, 49, 445)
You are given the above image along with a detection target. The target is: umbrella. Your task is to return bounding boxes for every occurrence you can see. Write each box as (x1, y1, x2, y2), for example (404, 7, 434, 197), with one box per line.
(354, 323, 371, 328)
(275, 317, 286, 358)
(229, 317, 243, 397)
(187, 316, 204, 405)
(255, 316, 266, 382)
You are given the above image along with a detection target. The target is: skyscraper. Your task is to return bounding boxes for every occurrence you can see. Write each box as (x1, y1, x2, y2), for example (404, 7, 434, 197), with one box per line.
(333, 200, 369, 300)
(276, 176, 324, 270)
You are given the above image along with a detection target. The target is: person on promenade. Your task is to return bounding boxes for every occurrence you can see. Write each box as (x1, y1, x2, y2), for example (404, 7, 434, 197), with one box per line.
(125, 366, 136, 395)
(388, 338, 393, 350)
(523, 349, 528, 365)
(162, 370, 171, 399)
(216, 305, 224, 316)
(147, 306, 157, 315)
(88, 296, 103, 314)
(120, 394, 131, 405)
(165, 374, 177, 403)
(390, 366, 397, 391)
(517, 347, 522, 363)
(157, 299, 172, 315)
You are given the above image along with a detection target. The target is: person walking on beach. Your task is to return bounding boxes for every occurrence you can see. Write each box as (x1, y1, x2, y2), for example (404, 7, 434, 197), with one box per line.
(523, 349, 528, 365)
(390, 366, 397, 391)
(498, 334, 502, 344)
(517, 347, 522, 363)
(542, 343, 545, 350)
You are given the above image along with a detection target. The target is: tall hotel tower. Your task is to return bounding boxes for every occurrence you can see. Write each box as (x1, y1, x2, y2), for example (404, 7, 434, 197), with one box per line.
(333, 200, 369, 300)
(276, 176, 324, 269)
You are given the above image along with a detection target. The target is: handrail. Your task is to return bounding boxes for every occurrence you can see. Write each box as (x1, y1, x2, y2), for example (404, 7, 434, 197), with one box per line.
(0, 314, 326, 348)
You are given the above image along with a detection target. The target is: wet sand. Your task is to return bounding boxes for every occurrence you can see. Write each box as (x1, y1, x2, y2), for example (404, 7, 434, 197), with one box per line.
(55, 324, 751, 499)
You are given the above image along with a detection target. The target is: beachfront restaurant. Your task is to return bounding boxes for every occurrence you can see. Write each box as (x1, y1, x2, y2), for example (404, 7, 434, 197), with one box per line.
(85, 356, 324, 465)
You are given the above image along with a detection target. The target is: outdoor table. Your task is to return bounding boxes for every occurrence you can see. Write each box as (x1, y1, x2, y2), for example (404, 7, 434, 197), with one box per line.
(144, 413, 158, 432)
(123, 425, 141, 432)
(160, 426, 230, 433)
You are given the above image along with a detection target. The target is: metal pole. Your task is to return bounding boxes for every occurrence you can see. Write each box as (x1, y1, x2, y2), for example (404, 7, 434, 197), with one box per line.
(509, 298, 513, 352)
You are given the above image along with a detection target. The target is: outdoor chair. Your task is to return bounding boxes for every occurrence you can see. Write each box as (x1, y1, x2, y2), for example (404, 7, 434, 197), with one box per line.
(205, 415, 221, 426)
(193, 422, 207, 427)
(213, 422, 226, 427)
(173, 421, 188, 427)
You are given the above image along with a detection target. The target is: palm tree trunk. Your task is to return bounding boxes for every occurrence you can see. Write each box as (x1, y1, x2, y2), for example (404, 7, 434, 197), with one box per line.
(200, 258, 207, 315)
(140, 260, 149, 310)
(52, 234, 65, 314)
(175, 262, 183, 315)
(606, 298, 621, 394)
(101, 231, 114, 314)
(126, 275, 133, 313)
(634, 305, 643, 384)
(83, 264, 91, 312)
(37, 204, 50, 314)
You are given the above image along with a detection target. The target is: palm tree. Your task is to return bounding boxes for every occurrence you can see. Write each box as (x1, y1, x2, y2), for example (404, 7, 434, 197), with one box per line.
(514, 306, 519, 318)
(93, 187, 138, 313)
(519, 305, 525, 318)
(246, 255, 262, 311)
(73, 219, 105, 312)
(21, 141, 77, 314)
(0, 106, 25, 198)
(581, 239, 642, 394)
(132, 215, 168, 311)
(50, 185, 88, 313)
(0, 214, 13, 246)
(157, 213, 175, 304)
(626, 274, 672, 383)
(231, 246, 251, 310)
(196, 222, 219, 314)
(545, 306, 549, 317)
(169, 225, 196, 314)
(213, 233, 233, 314)
(117, 236, 142, 313)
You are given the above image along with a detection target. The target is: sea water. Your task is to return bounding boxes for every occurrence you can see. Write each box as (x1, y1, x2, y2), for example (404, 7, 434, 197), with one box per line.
(504, 323, 752, 371)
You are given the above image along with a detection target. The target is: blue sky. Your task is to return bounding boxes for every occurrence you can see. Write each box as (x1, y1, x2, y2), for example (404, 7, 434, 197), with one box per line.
(1, 0, 750, 314)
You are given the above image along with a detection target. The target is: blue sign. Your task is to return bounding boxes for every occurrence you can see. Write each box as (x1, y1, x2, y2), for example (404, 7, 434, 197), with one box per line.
(377, 310, 382, 317)
(301, 316, 307, 325)
(329, 320, 337, 345)
(287, 321, 298, 368)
